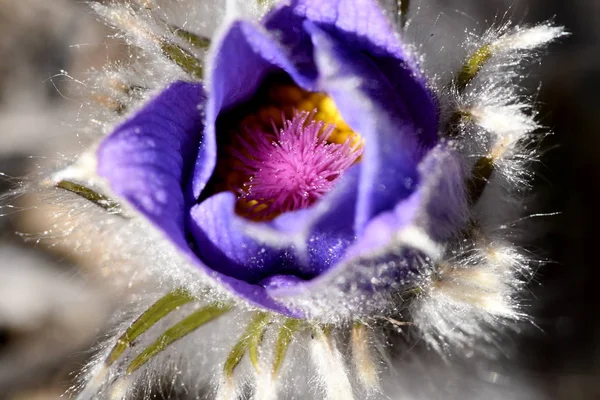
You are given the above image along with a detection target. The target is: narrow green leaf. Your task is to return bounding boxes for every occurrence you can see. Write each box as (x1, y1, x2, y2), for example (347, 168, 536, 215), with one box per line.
(127, 303, 232, 374)
(160, 40, 204, 80)
(223, 312, 270, 376)
(56, 180, 121, 213)
(455, 44, 493, 92)
(249, 317, 268, 371)
(398, 0, 410, 28)
(107, 288, 196, 365)
(272, 318, 301, 376)
(169, 25, 211, 50)
(466, 155, 495, 205)
(447, 44, 495, 202)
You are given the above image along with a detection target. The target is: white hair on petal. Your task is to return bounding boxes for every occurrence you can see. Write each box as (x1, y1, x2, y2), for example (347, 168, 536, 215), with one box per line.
(108, 377, 130, 400)
(468, 105, 538, 140)
(215, 378, 241, 400)
(351, 323, 381, 393)
(310, 329, 355, 400)
(493, 24, 567, 52)
(254, 372, 278, 400)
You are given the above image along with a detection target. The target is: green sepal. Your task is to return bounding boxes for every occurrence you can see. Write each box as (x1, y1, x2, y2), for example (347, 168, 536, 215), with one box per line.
(466, 155, 495, 205)
(447, 43, 496, 204)
(169, 25, 211, 50)
(107, 288, 196, 365)
(127, 303, 232, 374)
(249, 317, 268, 371)
(160, 39, 204, 80)
(223, 312, 270, 377)
(56, 180, 121, 214)
(398, 0, 410, 28)
(272, 318, 301, 377)
(455, 44, 493, 92)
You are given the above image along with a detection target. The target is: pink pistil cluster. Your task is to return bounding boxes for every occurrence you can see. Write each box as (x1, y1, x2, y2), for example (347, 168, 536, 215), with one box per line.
(233, 111, 362, 218)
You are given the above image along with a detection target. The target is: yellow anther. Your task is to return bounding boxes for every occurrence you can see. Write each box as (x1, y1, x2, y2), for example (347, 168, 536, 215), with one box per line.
(242, 83, 364, 151)
(333, 114, 350, 131)
(314, 111, 327, 123)
(237, 199, 271, 219)
(319, 96, 337, 116)
(297, 99, 316, 113)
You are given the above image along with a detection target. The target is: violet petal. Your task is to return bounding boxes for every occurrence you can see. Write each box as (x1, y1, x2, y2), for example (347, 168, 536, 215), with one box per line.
(264, 0, 438, 147)
(98, 81, 205, 249)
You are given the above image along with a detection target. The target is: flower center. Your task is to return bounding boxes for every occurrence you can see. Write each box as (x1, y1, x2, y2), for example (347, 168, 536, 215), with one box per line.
(234, 111, 362, 219)
(202, 76, 364, 221)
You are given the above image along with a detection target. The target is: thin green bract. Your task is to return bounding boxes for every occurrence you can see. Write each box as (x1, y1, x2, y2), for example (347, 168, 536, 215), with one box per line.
(56, 180, 121, 213)
(127, 303, 232, 374)
(224, 312, 270, 376)
(272, 318, 301, 376)
(108, 288, 196, 365)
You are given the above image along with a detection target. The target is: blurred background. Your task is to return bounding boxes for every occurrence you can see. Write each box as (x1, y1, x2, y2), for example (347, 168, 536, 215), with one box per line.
(0, 0, 598, 399)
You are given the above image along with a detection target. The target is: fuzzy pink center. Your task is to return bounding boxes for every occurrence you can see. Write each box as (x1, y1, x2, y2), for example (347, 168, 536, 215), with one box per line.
(233, 111, 362, 218)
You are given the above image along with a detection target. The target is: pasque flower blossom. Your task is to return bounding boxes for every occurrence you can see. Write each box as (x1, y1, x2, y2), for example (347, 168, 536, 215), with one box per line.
(97, 0, 465, 318)
(29, 0, 565, 398)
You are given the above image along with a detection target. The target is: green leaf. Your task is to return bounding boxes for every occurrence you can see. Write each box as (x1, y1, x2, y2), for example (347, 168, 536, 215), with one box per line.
(466, 155, 495, 205)
(56, 180, 121, 213)
(446, 44, 495, 203)
(127, 303, 232, 374)
(107, 288, 196, 365)
(249, 317, 268, 371)
(160, 40, 204, 80)
(223, 312, 270, 376)
(455, 44, 493, 92)
(272, 318, 301, 376)
(169, 25, 211, 50)
(398, 0, 410, 28)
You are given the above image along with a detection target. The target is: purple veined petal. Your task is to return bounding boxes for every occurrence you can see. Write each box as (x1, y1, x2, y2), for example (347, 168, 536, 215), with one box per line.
(305, 23, 430, 234)
(189, 166, 360, 283)
(264, 0, 438, 147)
(344, 144, 467, 259)
(267, 145, 467, 319)
(188, 192, 309, 316)
(287, 166, 360, 274)
(95, 81, 302, 314)
(98, 81, 206, 249)
(259, 165, 360, 275)
(189, 192, 301, 282)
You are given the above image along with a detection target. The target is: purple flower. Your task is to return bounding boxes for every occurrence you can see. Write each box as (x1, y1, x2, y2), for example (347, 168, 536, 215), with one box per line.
(97, 0, 467, 318)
